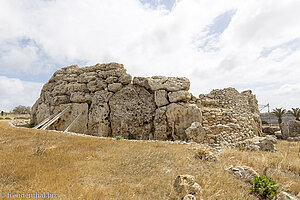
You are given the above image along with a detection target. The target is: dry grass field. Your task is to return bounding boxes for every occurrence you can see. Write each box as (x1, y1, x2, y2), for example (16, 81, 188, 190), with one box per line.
(0, 121, 299, 199)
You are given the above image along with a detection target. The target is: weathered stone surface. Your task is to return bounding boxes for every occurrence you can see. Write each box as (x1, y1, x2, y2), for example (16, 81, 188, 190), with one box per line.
(70, 92, 92, 103)
(31, 101, 50, 125)
(154, 90, 169, 107)
(288, 120, 300, 137)
(166, 103, 202, 141)
(88, 103, 111, 137)
(198, 88, 263, 145)
(173, 175, 201, 199)
(278, 191, 299, 200)
(154, 106, 169, 140)
(109, 85, 156, 139)
(87, 80, 107, 92)
(98, 68, 126, 78)
(105, 76, 118, 84)
(107, 83, 123, 92)
(168, 91, 191, 103)
(53, 95, 70, 106)
(280, 120, 300, 139)
(133, 76, 190, 91)
(226, 166, 259, 183)
(237, 136, 277, 151)
(186, 122, 206, 143)
(50, 103, 89, 134)
(119, 74, 132, 85)
(65, 83, 87, 93)
(88, 90, 113, 136)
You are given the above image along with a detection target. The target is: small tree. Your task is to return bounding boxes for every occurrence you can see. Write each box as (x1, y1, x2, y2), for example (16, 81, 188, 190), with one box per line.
(288, 108, 300, 121)
(271, 108, 286, 125)
(11, 105, 31, 114)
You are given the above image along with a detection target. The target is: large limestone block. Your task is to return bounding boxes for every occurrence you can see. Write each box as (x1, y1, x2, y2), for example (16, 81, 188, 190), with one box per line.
(31, 100, 51, 125)
(185, 122, 206, 143)
(107, 83, 123, 92)
(154, 106, 169, 140)
(119, 74, 132, 85)
(280, 122, 289, 139)
(70, 92, 92, 103)
(133, 76, 190, 92)
(88, 90, 113, 136)
(288, 120, 300, 137)
(166, 103, 202, 141)
(65, 83, 87, 93)
(50, 103, 89, 134)
(109, 85, 156, 139)
(87, 80, 107, 92)
(52, 84, 68, 96)
(168, 91, 192, 103)
(53, 95, 70, 106)
(154, 90, 169, 107)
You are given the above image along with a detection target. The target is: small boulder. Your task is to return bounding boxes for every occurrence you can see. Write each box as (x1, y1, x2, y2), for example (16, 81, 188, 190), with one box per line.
(185, 122, 206, 143)
(173, 175, 201, 199)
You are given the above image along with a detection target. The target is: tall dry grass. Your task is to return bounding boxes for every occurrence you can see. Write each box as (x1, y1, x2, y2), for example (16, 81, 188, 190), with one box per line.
(0, 121, 299, 199)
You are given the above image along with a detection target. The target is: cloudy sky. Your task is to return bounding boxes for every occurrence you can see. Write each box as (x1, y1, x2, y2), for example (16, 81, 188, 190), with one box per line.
(0, 0, 299, 111)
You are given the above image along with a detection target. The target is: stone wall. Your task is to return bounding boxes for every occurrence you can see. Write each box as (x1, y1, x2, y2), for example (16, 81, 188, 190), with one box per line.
(31, 62, 262, 144)
(31, 63, 202, 141)
(197, 88, 262, 145)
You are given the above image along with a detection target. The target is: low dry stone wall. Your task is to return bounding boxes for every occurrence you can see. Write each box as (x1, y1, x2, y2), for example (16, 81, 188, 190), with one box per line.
(31, 62, 262, 144)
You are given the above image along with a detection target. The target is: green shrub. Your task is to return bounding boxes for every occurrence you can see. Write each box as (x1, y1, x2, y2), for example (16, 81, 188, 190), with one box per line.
(4, 117, 11, 120)
(115, 136, 123, 140)
(250, 175, 279, 199)
(0, 118, 3, 120)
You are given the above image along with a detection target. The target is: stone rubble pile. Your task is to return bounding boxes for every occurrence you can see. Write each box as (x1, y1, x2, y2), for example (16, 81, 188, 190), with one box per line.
(195, 88, 262, 145)
(31, 62, 263, 144)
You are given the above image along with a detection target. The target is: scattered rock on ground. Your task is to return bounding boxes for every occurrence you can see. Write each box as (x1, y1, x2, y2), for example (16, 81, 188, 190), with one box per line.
(173, 175, 201, 199)
(183, 194, 196, 200)
(237, 136, 277, 151)
(226, 166, 259, 183)
(185, 122, 206, 143)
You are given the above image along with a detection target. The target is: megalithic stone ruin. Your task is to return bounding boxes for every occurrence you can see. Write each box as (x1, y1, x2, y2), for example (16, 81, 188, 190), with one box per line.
(31, 62, 262, 144)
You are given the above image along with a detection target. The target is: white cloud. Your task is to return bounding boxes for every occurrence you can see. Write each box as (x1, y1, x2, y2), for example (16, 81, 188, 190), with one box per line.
(0, 76, 43, 111)
(0, 0, 299, 110)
